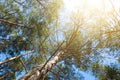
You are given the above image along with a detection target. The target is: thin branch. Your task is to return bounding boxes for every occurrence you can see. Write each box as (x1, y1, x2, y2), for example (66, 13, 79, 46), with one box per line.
(0, 72, 13, 80)
(0, 74, 7, 79)
(49, 70, 64, 79)
(39, 41, 65, 74)
(56, 65, 66, 74)
(109, 0, 120, 18)
(102, 29, 120, 34)
(13, 0, 27, 8)
(36, 0, 46, 9)
(20, 59, 28, 73)
(0, 18, 24, 26)
(0, 50, 34, 65)
(0, 41, 29, 45)
(0, 71, 15, 79)
(49, 70, 59, 79)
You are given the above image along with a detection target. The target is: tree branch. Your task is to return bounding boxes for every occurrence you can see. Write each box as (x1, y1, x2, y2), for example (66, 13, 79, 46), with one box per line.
(102, 29, 120, 34)
(36, 0, 46, 9)
(20, 59, 28, 73)
(0, 50, 34, 65)
(13, 0, 27, 8)
(0, 41, 29, 45)
(0, 18, 24, 26)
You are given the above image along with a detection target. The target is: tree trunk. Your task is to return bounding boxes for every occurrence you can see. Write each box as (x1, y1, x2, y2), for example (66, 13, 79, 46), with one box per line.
(19, 50, 64, 80)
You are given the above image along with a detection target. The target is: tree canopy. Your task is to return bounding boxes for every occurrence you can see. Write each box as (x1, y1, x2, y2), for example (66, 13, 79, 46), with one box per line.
(0, 0, 120, 80)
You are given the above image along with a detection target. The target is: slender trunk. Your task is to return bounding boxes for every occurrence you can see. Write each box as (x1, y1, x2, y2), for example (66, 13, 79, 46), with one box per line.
(19, 50, 64, 80)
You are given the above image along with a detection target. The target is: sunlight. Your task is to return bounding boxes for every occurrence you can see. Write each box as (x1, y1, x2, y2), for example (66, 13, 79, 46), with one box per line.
(63, 0, 120, 29)
(62, 0, 120, 37)
(64, 0, 120, 12)
(87, 0, 103, 9)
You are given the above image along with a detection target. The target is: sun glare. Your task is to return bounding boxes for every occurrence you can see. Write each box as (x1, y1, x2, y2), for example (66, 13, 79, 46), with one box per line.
(64, 0, 120, 12)
(62, 0, 120, 31)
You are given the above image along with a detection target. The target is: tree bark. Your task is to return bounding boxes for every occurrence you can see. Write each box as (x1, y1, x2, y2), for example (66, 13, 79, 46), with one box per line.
(19, 50, 64, 80)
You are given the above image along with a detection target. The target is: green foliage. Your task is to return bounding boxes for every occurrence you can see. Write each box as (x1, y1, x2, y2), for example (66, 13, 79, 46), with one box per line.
(1, 0, 120, 80)
(0, 0, 63, 79)
(91, 62, 104, 76)
(46, 62, 83, 80)
(99, 65, 120, 80)
(118, 57, 120, 63)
